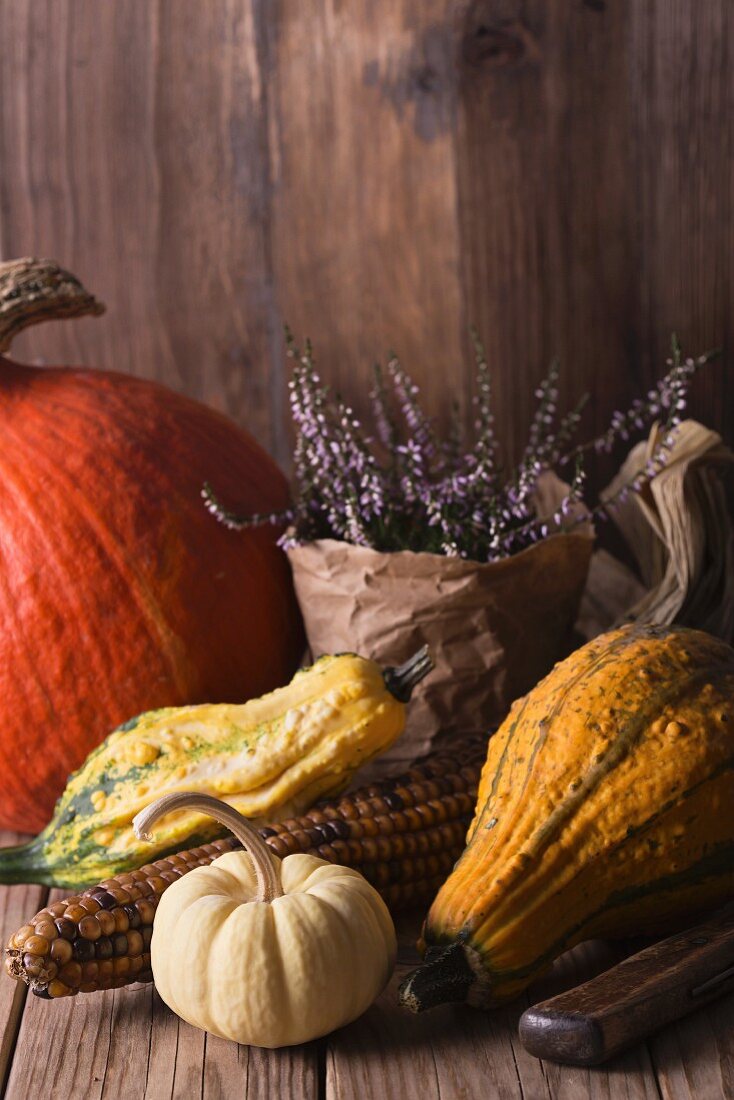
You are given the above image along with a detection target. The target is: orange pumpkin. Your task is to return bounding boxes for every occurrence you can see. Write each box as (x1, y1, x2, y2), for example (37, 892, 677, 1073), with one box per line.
(0, 258, 304, 832)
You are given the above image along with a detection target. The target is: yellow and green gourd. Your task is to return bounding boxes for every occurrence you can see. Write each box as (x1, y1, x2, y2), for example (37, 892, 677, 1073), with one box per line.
(0, 648, 431, 888)
(400, 624, 734, 1012)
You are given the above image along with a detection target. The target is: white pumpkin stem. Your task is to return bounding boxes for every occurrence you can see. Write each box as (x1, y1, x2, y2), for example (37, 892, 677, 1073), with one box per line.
(132, 793, 284, 903)
(0, 257, 105, 353)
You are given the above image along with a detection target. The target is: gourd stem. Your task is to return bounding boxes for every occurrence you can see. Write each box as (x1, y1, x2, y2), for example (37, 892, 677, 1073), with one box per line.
(398, 943, 476, 1012)
(132, 793, 284, 903)
(0, 257, 105, 353)
(383, 645, 433, 703)
(0, 836, 52, 886)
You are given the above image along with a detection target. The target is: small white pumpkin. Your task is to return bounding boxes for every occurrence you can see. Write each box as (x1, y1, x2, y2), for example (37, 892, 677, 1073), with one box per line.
(132, 792, 397, 1048)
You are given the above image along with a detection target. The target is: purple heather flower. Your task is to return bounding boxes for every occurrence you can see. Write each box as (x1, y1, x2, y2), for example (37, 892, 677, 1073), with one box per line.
(204, 330, 711, 561)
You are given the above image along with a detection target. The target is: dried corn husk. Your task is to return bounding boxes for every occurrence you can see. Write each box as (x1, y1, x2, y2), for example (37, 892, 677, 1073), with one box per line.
(580, 419, 734, 641)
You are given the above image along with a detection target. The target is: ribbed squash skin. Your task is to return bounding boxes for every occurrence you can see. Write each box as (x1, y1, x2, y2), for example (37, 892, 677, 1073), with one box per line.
(0, 359, 304, 832)
(0, 654, 407, 889)
(402, 624, 734, 1010)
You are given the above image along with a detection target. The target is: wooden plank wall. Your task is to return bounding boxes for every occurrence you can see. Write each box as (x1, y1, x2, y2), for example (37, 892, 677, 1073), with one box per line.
(0, 0, 731, 480)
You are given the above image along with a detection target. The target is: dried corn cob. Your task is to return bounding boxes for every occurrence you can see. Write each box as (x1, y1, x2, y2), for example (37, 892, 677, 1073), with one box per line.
(5, 737, 485, 999)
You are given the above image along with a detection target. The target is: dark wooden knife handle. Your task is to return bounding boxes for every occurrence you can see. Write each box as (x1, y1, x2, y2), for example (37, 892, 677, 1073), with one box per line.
(519, 906, 734, 1066)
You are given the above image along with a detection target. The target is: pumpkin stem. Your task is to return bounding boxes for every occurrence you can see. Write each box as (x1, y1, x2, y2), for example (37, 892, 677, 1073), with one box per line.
(383, 645, 433, 702)
(132, 793, 284, 903)
(0, 257, 105, 353)
(398, 943, 477, 1012)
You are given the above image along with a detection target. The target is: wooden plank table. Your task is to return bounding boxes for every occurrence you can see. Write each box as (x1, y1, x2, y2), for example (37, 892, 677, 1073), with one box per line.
(1, 833, 732, 1099)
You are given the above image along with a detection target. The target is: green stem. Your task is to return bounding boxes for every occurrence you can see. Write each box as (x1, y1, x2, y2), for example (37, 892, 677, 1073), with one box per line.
(0, 836, 53, 886)
(398, 943, 477, 1013)
(383, 646, 433, 703)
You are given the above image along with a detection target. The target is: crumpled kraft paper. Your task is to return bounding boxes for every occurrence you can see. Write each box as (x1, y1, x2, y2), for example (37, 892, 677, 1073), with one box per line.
(287, 474, 593, 777)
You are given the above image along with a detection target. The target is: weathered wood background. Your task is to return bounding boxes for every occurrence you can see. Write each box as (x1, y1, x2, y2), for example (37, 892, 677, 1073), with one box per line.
(0, 0, 731, 478)
(1, 6, 734, 1096)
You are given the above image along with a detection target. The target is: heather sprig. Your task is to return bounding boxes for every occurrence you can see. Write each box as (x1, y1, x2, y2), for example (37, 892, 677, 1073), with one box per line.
(204, 333, 713, 562)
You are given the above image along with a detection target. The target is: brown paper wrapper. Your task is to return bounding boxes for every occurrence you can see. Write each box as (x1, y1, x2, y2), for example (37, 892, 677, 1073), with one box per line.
(287, 483, 593, 777)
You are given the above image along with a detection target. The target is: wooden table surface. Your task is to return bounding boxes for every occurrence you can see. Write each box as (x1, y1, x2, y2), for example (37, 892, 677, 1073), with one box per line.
(1, 832, 733, 1100)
